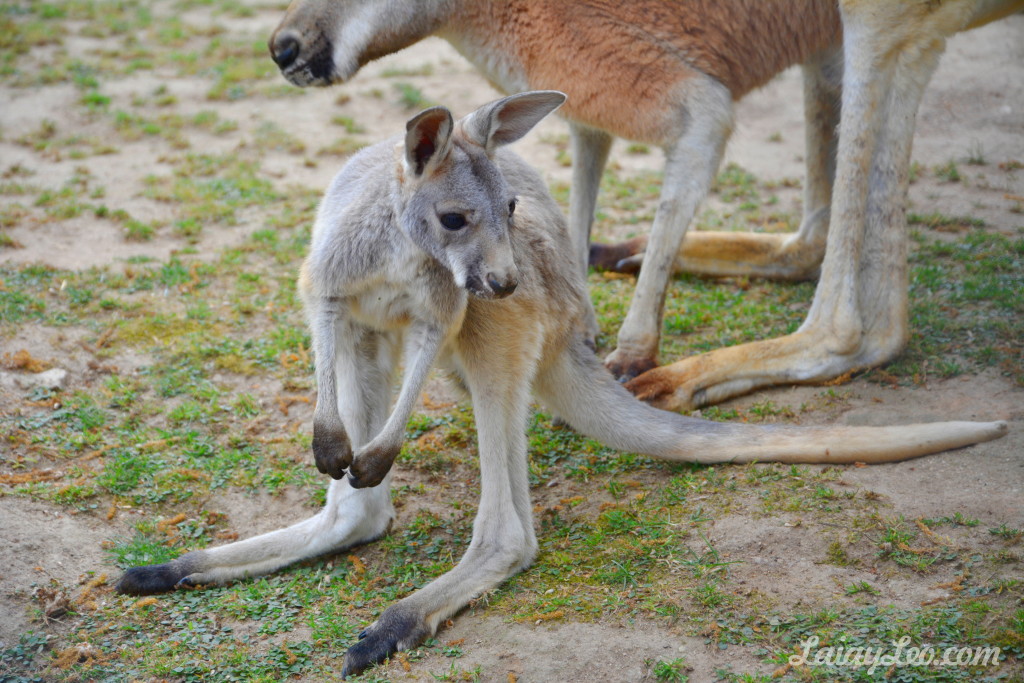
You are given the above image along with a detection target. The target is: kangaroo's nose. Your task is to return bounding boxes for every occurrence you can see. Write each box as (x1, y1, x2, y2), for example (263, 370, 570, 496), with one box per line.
(487, 273, 518, 298)
(270, 33, 300, 69)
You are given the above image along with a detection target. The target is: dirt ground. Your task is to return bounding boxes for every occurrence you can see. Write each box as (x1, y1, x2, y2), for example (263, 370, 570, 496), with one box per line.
(1, 6, 1022, 683)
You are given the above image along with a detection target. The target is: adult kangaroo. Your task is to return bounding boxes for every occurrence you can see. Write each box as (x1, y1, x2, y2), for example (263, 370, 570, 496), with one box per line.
(116, 92, 1008, 678)
(268, 0, 847, 382)
(267, 0, 1024, 411)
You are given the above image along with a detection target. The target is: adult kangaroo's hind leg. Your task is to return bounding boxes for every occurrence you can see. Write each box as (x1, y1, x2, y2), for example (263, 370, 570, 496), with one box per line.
(591, 48, 841, 281)
(624, 2, 973, 411)
(116, 327, 398, 595)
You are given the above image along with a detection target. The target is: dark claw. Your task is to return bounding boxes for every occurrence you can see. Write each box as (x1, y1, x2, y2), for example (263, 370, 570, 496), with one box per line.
(606, 356, 659, 383)
(588, 236, 647, 272)
(613, 257, 642, 275)
(341, 608, 428, 679)
(115, 554, 197, 596)
(312, 422, 353, 480)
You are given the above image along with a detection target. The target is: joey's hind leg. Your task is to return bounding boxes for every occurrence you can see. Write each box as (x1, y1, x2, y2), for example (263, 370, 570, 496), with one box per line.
(117, 322, 398, 595)
(116, 474, 395, 594)
(341, 321, 541, 677)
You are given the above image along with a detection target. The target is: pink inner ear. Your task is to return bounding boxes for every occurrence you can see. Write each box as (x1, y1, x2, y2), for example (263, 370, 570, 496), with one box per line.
(413, 134, 436, 175)
(416, 134, 435, 159)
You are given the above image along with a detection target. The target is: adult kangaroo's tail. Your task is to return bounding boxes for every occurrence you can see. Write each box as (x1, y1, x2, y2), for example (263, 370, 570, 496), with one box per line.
(535, 341, 1008, 465)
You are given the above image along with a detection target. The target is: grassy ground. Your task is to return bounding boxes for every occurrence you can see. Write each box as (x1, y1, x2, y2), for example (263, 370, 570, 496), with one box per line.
(1, 1, 1022, 682)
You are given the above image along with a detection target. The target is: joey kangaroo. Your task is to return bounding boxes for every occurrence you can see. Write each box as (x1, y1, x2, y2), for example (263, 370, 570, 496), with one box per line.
(117, 92, 1008, 678)
(267, 0, 1024, 409)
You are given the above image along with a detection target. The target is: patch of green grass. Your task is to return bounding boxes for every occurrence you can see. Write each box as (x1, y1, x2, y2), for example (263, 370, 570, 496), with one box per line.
(331, 115, 365, 134)
(713, 163, 760, 203)
(381, 64, 434, 78)
(317, 136, 367, 157)
(251, 120, 306, 155)
(990, 524, 1023, 542)
(774, 602, 1018, 681)
(107, 521, 185, 569)
(648, 657, 689, 682)
(885, 231, 1024, 384)
(934, 159, 962, 182)
(393, 81, 431, 110)
(0, 632, 53, 679)
(908, 212, 985, 231)
(143, 152, 280, 225)
(202, 38, 279, 100)
(965, 140, 987, 166)
(0, 264, 56, 324)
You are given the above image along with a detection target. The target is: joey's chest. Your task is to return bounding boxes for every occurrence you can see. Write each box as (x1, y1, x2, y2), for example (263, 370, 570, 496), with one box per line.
(348, 282, 422, 330)
(344, 266, 465, 333)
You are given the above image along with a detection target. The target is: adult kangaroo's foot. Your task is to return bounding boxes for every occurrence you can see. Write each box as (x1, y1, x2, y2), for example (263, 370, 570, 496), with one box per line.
(591, 231, 824, 280)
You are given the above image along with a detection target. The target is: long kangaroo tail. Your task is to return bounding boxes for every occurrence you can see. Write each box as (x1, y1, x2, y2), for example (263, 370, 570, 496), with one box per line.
(535, 340, 1008, 465)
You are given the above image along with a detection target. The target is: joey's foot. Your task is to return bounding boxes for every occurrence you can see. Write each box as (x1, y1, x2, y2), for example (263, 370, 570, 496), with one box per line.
(341, 606, 430, 678)
(312, 423, 352, 479)
(589, 236, 647, 272)
(116, 553, 200, 596)
(346, 443, 399, 489)
(604, 347, 658, 382)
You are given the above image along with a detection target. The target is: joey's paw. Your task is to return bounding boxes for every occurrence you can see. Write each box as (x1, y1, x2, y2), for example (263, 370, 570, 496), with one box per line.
(604, 348, 658, 382)
(346, 444, 398, 489)
(312, 422, 352, 479)
(341, 607, 429, 678)
(115, 554, 198, 596)
(589, 236, 647, 272)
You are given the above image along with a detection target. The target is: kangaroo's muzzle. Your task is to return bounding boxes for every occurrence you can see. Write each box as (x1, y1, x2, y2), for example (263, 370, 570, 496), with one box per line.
(486, 272, 518, 298)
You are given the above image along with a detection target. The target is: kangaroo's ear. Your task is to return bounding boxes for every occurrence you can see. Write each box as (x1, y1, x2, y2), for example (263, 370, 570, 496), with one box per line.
(404, 106, 454, 178)
(459, 90, 566, 153)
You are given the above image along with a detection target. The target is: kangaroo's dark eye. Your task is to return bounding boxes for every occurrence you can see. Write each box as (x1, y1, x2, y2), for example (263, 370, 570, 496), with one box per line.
(440, 213, 467, 231)
(508, 198, 517, 216)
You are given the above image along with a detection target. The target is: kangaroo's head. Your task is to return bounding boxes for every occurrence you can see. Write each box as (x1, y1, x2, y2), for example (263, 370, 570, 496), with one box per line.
(397, 91, 565, 299)
(269, 0, 448, 86)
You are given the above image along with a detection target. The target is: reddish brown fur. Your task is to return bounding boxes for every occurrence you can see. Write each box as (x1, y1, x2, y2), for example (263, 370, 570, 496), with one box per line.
(448, 0, 840, 144)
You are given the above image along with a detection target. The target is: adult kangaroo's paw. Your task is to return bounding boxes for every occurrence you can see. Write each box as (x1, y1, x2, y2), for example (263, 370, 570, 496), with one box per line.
(589, 236, 647, 272)
(115, 552, 202, 596)
(312, 420, 353, 479)
(341, 605, 430, 678)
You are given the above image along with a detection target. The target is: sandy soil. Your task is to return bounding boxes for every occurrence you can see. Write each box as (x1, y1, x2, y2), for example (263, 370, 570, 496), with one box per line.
(1, 7, 1022, 683)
